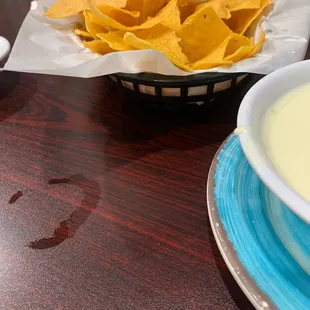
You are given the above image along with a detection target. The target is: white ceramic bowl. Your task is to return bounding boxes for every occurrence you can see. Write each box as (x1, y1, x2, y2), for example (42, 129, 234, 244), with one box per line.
(237, 59, 310, 224)
(0, 36, 10, 62)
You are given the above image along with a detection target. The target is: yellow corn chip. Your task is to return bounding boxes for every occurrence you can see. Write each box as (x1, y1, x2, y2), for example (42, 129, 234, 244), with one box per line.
(195, 1, 231, 19)
(97, 31, 130, 50)
(131, 24, 168, 37)
(191, 39, 233, 70)
(75, 28, 93, 38)
(100, 6, 140, 18)
(225, 32, 265, 62)
(224, 33, 253, 56)
(143, 0, 168, 18)
(124, 0, 143, 12)
(192, 59, 233, 70)
(87, 6, 139, 28)
(226, 0, 272, 34)
(142, 0, 169, 23)
(84, 11, 107, 38)
(118, 8, 140, 18)
(124, 0, 167, 23)
(45, 0, 88, 18)
(191, 31, 258, 70)
(101, 0, 127, 8)
(45, 0, 128, 18)
(225, 46, 253, 62)
(83, 40, 115, 54)
(89, 0, 178, 31)
(123, 29, 190, 70)
(191, 33, 251, 70)
(178, 0, 197, 23)
(161, 3, 181, 32)
(229, 0, 261, 11)
(195, 0, 261, 19)
(96, 5, 140, 26)
(179, 7, 232, 62)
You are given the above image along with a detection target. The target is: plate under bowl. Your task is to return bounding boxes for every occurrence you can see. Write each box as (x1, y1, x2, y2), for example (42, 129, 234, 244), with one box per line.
(207, 134, 310, 310)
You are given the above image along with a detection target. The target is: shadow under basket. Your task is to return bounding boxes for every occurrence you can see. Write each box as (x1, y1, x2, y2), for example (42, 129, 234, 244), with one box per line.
(106, 71, 249, 107)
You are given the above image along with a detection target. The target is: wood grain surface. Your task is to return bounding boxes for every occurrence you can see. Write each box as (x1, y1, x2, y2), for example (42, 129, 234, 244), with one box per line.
(0, 1, 309, 309)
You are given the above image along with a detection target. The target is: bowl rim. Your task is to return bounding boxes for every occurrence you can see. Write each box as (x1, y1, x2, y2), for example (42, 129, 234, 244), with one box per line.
(0, 36, 10, 62)
(237, 59, 310, 224)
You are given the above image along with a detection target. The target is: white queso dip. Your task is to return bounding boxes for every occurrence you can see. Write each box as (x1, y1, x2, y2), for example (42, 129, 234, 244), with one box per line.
(263, 83, 310, 202)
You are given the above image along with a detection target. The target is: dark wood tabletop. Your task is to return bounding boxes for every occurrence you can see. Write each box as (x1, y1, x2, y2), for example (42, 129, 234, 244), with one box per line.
(0, 1, 309, 309)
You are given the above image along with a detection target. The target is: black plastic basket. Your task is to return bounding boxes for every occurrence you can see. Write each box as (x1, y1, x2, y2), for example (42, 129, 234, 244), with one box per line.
(106, 71, 249, 107)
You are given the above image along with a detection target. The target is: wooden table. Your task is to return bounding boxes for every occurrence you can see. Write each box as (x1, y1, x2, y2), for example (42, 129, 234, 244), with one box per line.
(0, 1, 309, 309)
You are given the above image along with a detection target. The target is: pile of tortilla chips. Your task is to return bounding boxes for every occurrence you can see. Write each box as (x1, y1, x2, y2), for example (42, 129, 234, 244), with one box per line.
(45, 0, 273, 71)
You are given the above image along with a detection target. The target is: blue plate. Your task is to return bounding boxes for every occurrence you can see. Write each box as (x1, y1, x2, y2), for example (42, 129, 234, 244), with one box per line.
(207, 135, 310, 310)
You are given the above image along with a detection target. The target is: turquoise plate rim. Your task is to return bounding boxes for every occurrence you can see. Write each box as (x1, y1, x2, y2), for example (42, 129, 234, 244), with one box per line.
(206, 134, 275, 310)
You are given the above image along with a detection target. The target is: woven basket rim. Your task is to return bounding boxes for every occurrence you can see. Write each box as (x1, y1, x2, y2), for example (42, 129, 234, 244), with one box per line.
(112, 72, 247, 87)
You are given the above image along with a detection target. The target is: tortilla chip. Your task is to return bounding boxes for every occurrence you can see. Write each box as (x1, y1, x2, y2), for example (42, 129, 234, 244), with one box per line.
(123, 28, 190, 70)
(118, 8, 140, 18)
(191, 38, 233, 70)
(192, 33, 263, 70)
(179, 7, 232, 62)
(75, 28, 93, 38)
(123, 0, 167, 23)
(192, 59, 233, 70)
(143, 0, 168, 17)
(195, 0, 261, 19)
(229, 0, 261, 11)
(191, 33, 251, 70)
(178, 0, 197, 23)
(225, 31, 266, 62)
(97, 5, 140, 26)
(192, 30, 265, 70)
(195, 1, 231, 19)
(83, 40, 114, 54)
(84, 11, 107, 38)
(226, 0, 272, 34)
(89, 0, 178, 31)
(45, 0, 128, 18)
(99, 0, 127, 8)
(161, 3, 181, 32)
(142, 0, 168, 22)
(45, 0, 88, 18)
(224, 33, 253, 56)
(124, 0, 143, 12)
(100, 6, 140, 19)
(97, 31, 130, 50)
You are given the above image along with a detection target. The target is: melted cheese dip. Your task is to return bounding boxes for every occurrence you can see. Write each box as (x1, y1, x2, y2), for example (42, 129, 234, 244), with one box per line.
(263, 83, 310, 202)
